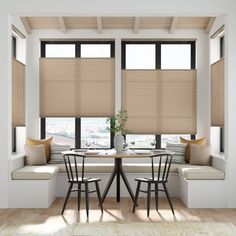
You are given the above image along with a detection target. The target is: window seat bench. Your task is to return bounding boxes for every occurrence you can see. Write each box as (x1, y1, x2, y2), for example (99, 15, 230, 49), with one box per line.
(9, 155, 227, 208)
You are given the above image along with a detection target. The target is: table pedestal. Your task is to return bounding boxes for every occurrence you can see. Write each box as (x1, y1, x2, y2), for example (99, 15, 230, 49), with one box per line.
(101, 158, 135, 203)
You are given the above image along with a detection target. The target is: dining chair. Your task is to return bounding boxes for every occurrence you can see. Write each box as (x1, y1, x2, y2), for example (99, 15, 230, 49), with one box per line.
(61, 153, 103, 217)
(132, 153, 174, 217)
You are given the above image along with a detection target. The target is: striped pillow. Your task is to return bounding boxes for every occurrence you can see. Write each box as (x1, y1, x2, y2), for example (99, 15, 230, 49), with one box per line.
(49, 143, 71, 164)
(166, 142, 187, 164)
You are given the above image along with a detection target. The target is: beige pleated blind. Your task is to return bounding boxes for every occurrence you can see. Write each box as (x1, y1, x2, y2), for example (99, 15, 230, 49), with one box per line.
(12, 58, 25, 126)
(40, 58, 77, 117)
(122, 70, 159, 133)
(211, 58, 224, 126)
(78, 58, 115, 116)
(159, 70, 197, 134)
(122, 69, 197, 134)
(40, 58, 115, 117)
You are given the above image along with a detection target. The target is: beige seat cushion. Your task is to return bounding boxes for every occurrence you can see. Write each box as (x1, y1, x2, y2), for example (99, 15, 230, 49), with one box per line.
(178, 165, 225, 180)
(48, 163, 179, 174)
(12, 165, 59, 180)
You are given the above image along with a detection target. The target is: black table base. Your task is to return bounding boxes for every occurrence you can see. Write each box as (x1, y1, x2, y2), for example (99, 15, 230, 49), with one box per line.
(101, 158, 135, 203)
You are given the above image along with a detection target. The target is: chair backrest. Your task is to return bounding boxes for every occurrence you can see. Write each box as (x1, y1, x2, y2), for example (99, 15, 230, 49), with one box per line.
(63, 153, 86, 182)
(150, 153, 173, 182)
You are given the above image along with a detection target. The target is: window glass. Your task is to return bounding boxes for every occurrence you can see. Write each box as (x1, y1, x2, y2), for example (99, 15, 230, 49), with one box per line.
(161, 44, 191, 69)
(126, 134, 156, 149)
(161, 134, 191, 148)
(45, 44, 75, 58)
(46, 118, 75, 147)
(81, 118, 110, 148)
(125, 44, 156, 69)
(80, 44, 111, 58)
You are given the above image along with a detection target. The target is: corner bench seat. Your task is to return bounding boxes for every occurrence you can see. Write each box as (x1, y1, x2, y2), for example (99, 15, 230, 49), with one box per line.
(12, 165, 59, 180)
(12, 163, 225, 180)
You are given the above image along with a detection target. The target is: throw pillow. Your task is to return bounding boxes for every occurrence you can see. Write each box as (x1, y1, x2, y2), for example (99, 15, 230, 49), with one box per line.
(26, 137, 53, 162)
(189, 144, 211, 165)
(180, 137, 207, 163)
(165, 142, 187, 164)
(25, 144, 47, 165)
(49, 143, 71, 164)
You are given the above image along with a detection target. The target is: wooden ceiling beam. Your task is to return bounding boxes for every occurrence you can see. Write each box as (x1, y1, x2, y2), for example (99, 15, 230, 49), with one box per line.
(205, 17, 216, 34)
(134, 17, 140, 33)
(58, 17, 67, 33)
(20, 17, 32, 34)
(169, 17, 178, 33)
(96, 17, 103, 33)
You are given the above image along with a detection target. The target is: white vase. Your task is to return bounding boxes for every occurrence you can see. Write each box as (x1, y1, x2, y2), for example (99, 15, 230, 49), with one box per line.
(114, 132, 124, 153)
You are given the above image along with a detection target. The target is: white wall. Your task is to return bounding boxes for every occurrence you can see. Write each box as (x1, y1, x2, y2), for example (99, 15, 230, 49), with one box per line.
(1, 0, 236, 208)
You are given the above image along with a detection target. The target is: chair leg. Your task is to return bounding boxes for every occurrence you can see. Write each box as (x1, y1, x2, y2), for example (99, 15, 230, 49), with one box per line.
(95, 182, 103, 214)
(163, 183, 175, 215)
(147, 183, 151, 217)
(133, 181, 141, 213)
(77, 183, 81, 211)
(61, 183, 73, 215)
(85, 183, 89, 218)
(155, 183, 158, 211)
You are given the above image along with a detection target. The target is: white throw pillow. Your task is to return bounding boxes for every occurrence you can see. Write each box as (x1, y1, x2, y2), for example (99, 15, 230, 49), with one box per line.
(25, 144, 47, 165)
(166, 142, 187, 164)
(189, 144, 211, 165)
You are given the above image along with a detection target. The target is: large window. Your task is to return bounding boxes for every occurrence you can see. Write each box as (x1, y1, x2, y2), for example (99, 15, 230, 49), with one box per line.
(122, 40, 196, 148)
(124, 43, 156, 69)
(161, 134, 191, 148)
(80, 44, 111, 58)
(41, 41, 114, 149)
(46, 118, 75, 147)
(81, 118, 110, 148)
(126, 134, 156, 149)
(45, 44, 76, 58)
(161, 44, 191, 69)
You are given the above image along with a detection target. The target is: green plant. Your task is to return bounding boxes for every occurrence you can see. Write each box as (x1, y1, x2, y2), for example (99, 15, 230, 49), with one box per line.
(106, 108, 128, 135)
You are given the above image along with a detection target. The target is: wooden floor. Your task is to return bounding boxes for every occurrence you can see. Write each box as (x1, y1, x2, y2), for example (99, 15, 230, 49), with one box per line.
(1, 197, 236, 227)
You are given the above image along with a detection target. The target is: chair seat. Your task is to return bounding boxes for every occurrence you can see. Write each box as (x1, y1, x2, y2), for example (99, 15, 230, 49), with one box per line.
(68, 177, 101, 183)
(135, 177, 166, 183)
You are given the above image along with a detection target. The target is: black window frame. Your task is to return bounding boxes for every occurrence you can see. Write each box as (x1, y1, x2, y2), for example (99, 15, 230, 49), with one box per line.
(12, 36, 17, 153)
(122, 40, 196, 148)
(220, 35, 225, 153)
(12, 36, 17, 58)
(40, 40, 115, 149)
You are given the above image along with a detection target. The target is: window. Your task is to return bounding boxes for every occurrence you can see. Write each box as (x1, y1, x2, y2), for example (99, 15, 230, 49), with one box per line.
(12, 36, 16, 58)
(81, 118, 110, 149)
(126, 134, 156, 149)
(45, 44, 76, 58)
(123, 43, 156, 69)
(46, 118, 75, 147)
(161, 134, 191, 149)
(80, 44, 111, 58)
(41, 41, 115, 149)
(161, 44, 191, 69)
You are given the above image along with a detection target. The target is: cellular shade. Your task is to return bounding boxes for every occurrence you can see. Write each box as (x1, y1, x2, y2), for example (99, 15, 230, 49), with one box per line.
(12, 58, 25, 126)
(40, 58, 115, 117)
(122, 69, 197, 134)
(211, 58, 224, 126)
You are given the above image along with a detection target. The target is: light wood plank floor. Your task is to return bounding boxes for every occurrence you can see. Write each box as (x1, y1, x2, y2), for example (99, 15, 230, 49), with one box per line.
(1, 197, 236, 227)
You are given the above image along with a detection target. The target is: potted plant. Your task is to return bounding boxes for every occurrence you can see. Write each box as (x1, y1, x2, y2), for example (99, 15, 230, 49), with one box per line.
(106, 108, 128, 153)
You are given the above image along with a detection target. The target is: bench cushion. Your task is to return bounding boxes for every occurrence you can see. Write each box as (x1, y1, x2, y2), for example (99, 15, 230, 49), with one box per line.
(12, 165, 59, 180)
(178, 165, 225, 180)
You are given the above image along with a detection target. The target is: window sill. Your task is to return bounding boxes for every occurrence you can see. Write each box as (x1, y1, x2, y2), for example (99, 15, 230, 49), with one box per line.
(10, 153, 25, 160)
(211, 152, 226, 160)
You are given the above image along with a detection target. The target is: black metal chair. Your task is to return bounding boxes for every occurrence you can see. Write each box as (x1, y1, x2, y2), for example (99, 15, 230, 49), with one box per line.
(61, 153, 103, 217)
(133, 153, 174, 217)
